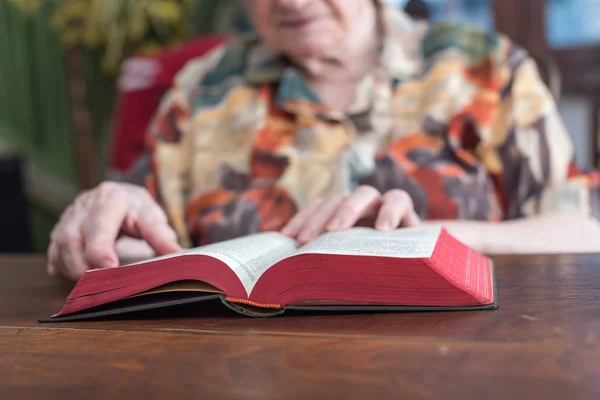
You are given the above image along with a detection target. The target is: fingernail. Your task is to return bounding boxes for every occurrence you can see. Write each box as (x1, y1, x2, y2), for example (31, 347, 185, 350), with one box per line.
(298, 230, 316, 244)
(169, 241, 183, 251)
(327, 217, 343, 231)
(97, 257, 117, 269)
(377, 222, 392, 231)
(330, 215, 353, 231)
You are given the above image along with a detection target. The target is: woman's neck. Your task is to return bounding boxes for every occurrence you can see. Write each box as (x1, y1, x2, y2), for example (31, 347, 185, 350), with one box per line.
(291, 3, 382, 111)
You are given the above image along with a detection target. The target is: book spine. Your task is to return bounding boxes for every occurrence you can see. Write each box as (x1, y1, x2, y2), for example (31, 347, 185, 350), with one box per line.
(225, 297, 283, 309)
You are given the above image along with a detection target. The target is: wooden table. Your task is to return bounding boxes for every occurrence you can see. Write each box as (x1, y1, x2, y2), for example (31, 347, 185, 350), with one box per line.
(0, 255, 598, 399)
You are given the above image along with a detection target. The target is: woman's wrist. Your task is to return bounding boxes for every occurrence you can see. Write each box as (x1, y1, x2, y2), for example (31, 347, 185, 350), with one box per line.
(424, 213, 600, 254)
(423, 220, 497, 254)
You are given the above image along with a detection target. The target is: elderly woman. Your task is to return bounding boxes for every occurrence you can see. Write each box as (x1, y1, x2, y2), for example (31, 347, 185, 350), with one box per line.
(48, 0, 600, 281)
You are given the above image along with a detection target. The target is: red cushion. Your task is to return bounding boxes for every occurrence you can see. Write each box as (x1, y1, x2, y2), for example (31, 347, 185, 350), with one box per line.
(110, 35, 228, 172)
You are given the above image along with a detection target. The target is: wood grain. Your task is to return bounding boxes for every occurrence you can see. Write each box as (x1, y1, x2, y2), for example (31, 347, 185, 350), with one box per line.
(1, 254, 599, 399)
(0, 327, 598, 400)
(1, 255, 599, 342)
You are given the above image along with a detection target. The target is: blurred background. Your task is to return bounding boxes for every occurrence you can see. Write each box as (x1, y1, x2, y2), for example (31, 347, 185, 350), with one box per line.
(0, 0, 599, 254)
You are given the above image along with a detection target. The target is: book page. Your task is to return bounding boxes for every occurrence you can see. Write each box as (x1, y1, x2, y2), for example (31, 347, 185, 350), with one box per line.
(187, 232, 298, 296)
(294, 226, 442, 258)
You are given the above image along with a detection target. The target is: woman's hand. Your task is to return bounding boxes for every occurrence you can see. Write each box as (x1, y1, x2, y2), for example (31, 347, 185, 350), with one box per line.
(47, 182, 181, 281)
(281, 185, 420, 244)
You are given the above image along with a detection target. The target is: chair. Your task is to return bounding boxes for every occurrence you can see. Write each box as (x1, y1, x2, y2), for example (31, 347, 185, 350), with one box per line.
(108, 36, 227, 177)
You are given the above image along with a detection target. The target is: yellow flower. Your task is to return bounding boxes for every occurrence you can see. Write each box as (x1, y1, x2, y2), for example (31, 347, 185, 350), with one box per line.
(51, 0, 94, 48)
(145, 0, 182, 24)
(51, 0, 194, 75)
(83, 22, 105, 48)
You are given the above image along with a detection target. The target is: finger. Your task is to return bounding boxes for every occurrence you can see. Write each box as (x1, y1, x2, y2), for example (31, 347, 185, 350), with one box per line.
(297, 195, 346, 244)
(82, 185, 130, 268)
(56, 233, 91, 280)
(48, 205, 85, 280)
(327, 185, 381, 231)
(403, 209, 421, 227)
(47, 242, 64, 279)
(281, 198, 324, 237)
(375, 189, 420, 231)
(136, 206, 182, 255)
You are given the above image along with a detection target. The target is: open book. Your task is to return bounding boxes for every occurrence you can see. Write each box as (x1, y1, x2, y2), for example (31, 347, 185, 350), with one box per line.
(40, 226, 498, 321)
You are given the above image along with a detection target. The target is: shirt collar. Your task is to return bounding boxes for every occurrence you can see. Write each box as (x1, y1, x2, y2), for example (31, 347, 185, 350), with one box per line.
(243, 2, 424, 115)
(377, 0, 425, 80)
(244, 38, 285, 85)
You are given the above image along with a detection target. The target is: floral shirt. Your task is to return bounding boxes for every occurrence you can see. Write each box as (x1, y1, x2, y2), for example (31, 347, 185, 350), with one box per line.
(141, 2, 600, 248)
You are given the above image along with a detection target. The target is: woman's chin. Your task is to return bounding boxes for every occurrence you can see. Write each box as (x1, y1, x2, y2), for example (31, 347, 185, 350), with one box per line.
(285, 41, 332, 61)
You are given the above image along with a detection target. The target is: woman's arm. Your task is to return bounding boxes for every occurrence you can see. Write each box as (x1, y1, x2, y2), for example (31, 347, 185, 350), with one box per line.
(426, 213, 600, 254)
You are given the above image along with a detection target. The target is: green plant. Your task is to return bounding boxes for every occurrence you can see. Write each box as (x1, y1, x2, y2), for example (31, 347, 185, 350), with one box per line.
(7, 0, 41, 13)
(50, 0, 195, 74)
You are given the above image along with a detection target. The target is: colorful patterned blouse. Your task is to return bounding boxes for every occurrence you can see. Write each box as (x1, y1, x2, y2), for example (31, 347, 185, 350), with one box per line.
(141, 3, 599, 248)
